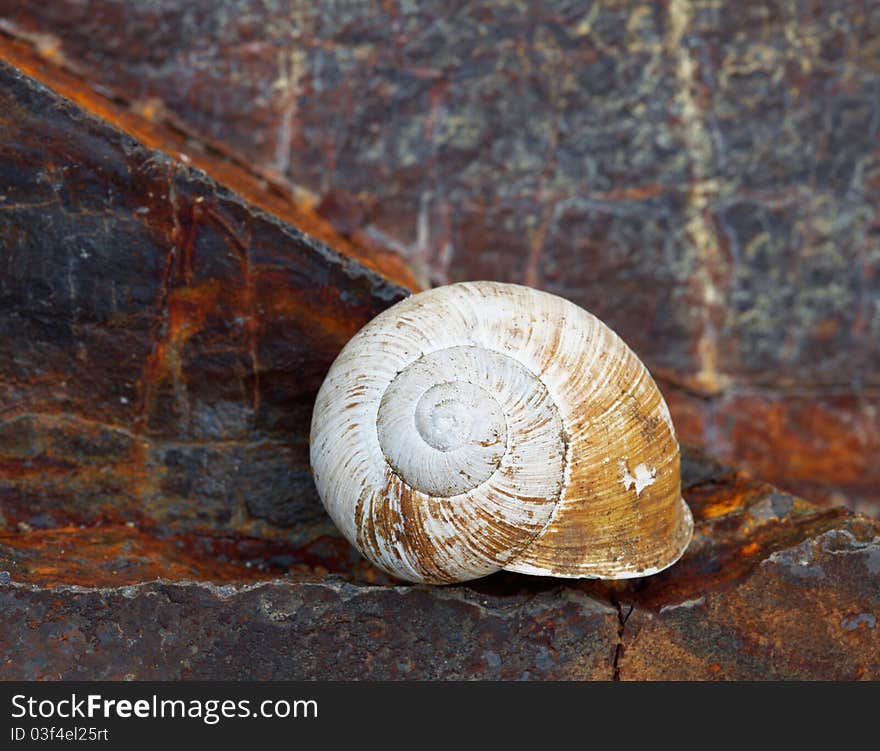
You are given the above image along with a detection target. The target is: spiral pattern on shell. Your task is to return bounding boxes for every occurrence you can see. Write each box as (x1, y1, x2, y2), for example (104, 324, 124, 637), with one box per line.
(310, 282, 693, 584)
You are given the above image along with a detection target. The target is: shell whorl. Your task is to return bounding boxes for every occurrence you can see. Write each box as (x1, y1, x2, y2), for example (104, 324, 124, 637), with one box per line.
(310, 282, 693, 584)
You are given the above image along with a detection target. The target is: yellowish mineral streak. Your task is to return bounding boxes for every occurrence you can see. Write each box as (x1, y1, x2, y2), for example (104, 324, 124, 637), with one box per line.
(668, 0, 729, 396)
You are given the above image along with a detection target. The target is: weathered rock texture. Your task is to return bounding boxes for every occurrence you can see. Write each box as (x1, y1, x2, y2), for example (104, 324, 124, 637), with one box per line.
(0, 53, 876, 681)
(0, 60, 408, 554)
(0, 0, 877, 513)
(1, 448, 877, 680)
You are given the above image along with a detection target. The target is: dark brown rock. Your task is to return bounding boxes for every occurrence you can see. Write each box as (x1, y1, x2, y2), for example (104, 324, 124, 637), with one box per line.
(0, 6, 877, 682)
(0, 580, 619, 680)
(0, 60, 409, 551)
(0, 30, 421, 291)
(0, 0, 875, 512)
(1, 447, 877, 680)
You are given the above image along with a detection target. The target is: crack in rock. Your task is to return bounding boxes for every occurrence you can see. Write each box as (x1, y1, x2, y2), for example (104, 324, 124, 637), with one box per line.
(612, 599, 634, 681)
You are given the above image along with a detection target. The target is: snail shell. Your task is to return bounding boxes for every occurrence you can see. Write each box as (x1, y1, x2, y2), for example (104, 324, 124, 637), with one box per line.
(310, 281, 692, 584)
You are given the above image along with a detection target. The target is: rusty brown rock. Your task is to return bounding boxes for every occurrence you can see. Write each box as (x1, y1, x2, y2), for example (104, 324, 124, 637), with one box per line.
(617, 521, 880, 680)
(661, 385, 880, 517)
(0, 31, 420, 291)
(0, 447, 877, 680)
(0, 0, 876, 513)
(0, 5, 877, 681)
(0, 60, 409, 551)
(0, 525, 279, 587)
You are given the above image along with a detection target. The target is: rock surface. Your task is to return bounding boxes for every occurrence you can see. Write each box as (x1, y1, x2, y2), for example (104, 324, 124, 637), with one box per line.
(1, 448, 877, 680)
(0, 61, 408, 552)
(0, 0, 876, 512)
(0, 39, 876, 681)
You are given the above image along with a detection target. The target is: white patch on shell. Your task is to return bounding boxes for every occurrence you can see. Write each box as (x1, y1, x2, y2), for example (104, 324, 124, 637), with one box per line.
(620, 461, 657, 496)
